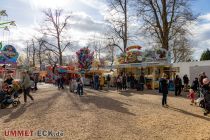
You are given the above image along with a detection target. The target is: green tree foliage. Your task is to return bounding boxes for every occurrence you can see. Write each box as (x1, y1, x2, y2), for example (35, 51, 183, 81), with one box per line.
(200, 49, 210, 61)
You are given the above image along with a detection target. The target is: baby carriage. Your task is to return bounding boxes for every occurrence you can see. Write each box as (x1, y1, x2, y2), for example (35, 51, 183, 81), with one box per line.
(69, 79, 78, 93)
(195, 88, 205, 108)
(30, 80, 36, 92)
(0, 89, 21, 109)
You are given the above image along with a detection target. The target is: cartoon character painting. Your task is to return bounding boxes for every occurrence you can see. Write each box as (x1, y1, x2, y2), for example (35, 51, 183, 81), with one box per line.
(0, 45, 19, 64)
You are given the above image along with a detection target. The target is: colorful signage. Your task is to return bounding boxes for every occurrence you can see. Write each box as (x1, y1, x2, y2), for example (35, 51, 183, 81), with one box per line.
(126, 45, 142, 52)
(0, 45, 19, 64)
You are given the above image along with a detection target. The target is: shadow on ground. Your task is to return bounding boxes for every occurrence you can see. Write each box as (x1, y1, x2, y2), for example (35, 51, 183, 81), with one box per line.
(168, 106, 210, 121)
(3, 91, 61, 123)
(0, 108, 14, 119)
(3, 104, 32, 123)
(79, 95, 136, 116)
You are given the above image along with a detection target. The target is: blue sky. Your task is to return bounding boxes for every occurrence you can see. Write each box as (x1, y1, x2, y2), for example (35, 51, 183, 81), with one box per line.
(0, 0, 210, 60)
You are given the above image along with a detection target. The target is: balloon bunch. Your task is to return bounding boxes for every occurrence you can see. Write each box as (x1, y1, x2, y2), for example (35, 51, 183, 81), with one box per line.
(76, 47, 94, 73)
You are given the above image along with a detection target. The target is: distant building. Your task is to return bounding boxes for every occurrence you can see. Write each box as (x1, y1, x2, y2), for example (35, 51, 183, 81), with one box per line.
(173, 60, 210, 83)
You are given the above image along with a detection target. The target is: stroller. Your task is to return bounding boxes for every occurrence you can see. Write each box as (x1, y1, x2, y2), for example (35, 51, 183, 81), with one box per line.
(195, 88, 205, 108)
(0, 86, 22, 109)
(196, 87, 210, 115)
(69, 79, 78, 93)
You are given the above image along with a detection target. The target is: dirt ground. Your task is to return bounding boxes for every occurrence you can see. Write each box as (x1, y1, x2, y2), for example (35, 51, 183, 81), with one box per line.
(0, 83, 210, 140)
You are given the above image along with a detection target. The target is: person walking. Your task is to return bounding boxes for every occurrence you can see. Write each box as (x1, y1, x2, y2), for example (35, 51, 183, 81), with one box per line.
(94, 74, 99, 90)
(130, 74, 135, 89)
(174, 75, 182, 96)
(34, 73, 39, 90)
(126, 74, 131, 89)
(122, 74, 127, 90)
(21, 71, 34, 103)
(77, 76, 84, 96)
(107, 74, 111, 88)
(60, 75, 65, 89)
(159, 74, 169, 107)
(183, 74, 189, 92)
(139, 73, 146, 91)
(116, 75, 121, 91)
(191, 77, 199, 92)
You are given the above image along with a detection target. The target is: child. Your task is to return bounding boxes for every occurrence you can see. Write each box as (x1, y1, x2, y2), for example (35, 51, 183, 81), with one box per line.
(188, 89, 196, 105)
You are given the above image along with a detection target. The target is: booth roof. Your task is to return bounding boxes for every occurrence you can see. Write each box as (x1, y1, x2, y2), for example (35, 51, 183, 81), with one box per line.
(109, 62, 172, 68)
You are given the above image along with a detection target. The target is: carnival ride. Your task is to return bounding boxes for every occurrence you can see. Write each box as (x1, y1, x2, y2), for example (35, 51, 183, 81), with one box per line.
(0, 10, 17, 78)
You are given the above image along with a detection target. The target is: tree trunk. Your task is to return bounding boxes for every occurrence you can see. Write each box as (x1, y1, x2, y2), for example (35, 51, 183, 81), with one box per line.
(124, 0, 128, 53)
(162, 0, 169, 50)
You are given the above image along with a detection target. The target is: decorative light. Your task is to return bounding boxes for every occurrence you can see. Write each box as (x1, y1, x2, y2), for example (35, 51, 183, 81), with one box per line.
(10, 21, 16, 26)
(4, 26, 9, 31)
(0, 10, 7, 16)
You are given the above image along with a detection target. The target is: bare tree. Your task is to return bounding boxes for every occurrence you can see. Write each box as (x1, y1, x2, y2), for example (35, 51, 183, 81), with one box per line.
(171, 35, 193, 62)
(30, 39, 36, 67)
(46, 51, 59, 67)
(40, 9, 72, 65)
(106, 0, 130, 53)
(137, 0, 196, 50)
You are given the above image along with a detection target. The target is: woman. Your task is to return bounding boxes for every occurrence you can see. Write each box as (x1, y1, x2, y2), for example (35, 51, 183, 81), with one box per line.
(202, 78, 210, 116)
(174, 75, 182, 96)
(160, 74, 169, 107)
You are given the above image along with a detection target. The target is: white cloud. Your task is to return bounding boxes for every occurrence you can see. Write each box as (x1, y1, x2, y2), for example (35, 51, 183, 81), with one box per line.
(189, 13, 210, 60)
(198, 13, 210, 21)
(19, 0, 73, 9)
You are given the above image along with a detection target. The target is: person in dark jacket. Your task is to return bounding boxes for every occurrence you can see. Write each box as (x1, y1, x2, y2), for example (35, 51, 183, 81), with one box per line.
(183, 75, 189, 92)
(122, 74, 127, 90)
(160, 74, 169, 107)
(174, 75, 182, 96)
(130, 74, 135, 89)
(202, 78, 210, 116)
(191, 78, 199, 92)
(107, 74, 111, 88)
(34, 74, 39, 90)
(138, 73, 145, 91)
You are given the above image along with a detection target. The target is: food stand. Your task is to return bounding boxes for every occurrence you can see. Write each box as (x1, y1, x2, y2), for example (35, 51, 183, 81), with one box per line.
(116, 45, 176, 90)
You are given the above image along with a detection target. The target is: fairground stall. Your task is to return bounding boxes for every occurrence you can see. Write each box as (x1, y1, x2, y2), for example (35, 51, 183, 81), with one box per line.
(116, 45, 176, 90)
(45, 65, 79, 84)
(0, 45, 19, 89)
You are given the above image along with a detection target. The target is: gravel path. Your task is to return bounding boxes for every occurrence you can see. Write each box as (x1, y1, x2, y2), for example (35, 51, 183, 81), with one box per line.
(0, 84, 210, 140)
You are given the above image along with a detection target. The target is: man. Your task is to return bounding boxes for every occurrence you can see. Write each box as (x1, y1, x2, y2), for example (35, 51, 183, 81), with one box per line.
(94, 74, 99, 90)
(122, 74, 127, 90)
(77, 75, 84, 96)
(107, 74, 111, 88)
(130, 74, 135, 89)
(174, 75, 182, 96)
(126, 74, 131, 89)
(34, 73, 39, 90)
(139, 73, 146, 91)
(183, 74, 189, 92)
(21, 71, 34, 103)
